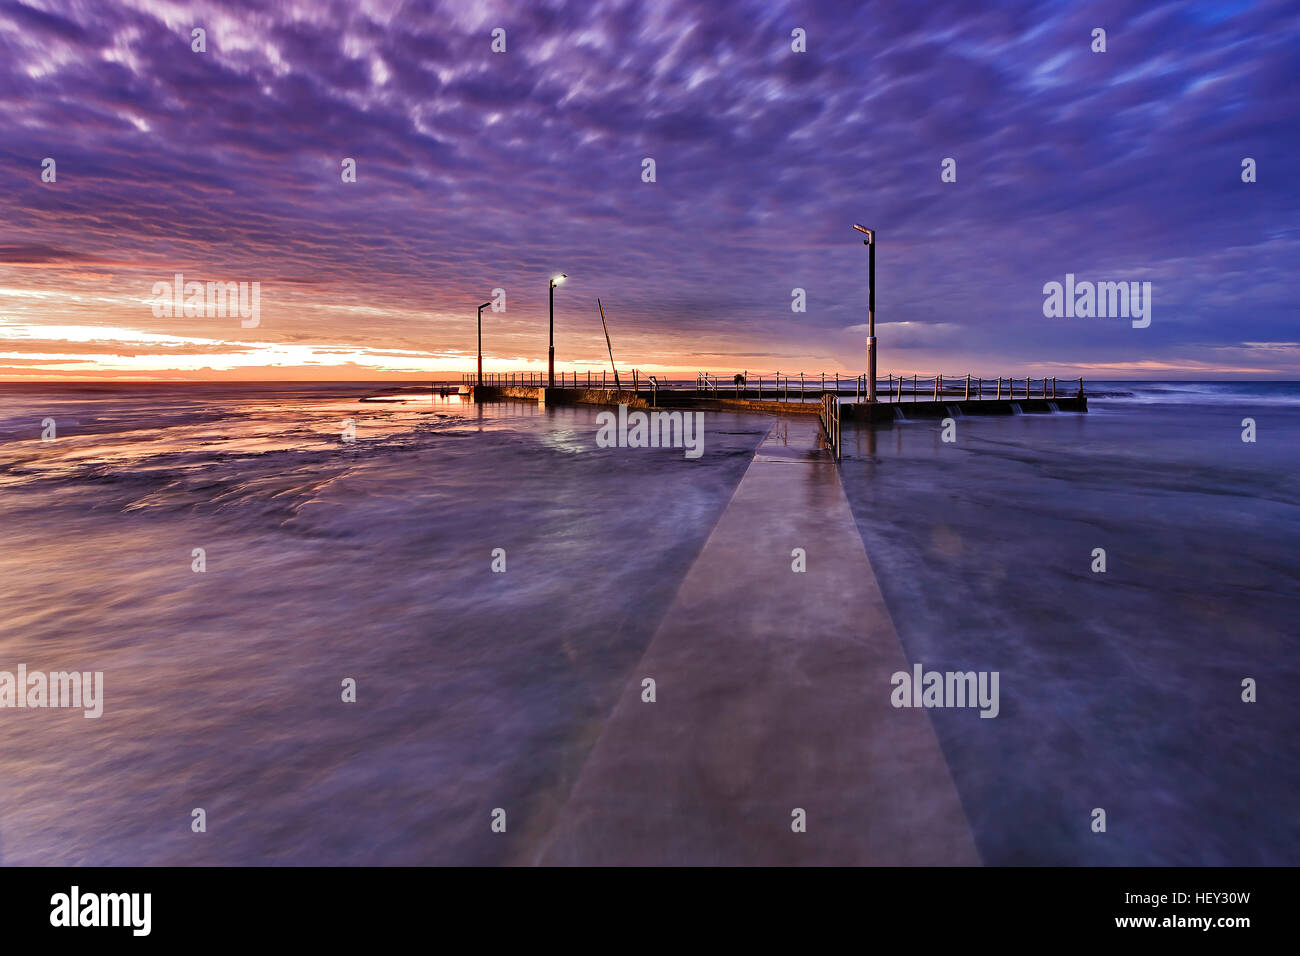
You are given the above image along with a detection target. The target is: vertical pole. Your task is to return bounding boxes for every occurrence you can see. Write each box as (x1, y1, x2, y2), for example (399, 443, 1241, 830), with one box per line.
(477, 306, 483, 387)
(548, 281, 555, 389)
(964, 374, 970, 400)
(866, 232, 877, 402)
(913, 374, 917, 402)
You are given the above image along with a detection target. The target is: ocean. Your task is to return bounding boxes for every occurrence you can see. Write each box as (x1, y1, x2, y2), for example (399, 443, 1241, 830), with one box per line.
(839, 381, 1300, 864)
(0, 380, 1295, 864)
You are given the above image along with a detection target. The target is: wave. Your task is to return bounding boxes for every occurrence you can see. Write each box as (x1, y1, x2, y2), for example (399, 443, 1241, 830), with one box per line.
(1089, 380, 1300, 406)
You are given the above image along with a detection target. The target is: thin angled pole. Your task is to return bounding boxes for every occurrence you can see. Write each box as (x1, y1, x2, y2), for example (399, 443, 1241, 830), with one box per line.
(598, 298, 620, 389)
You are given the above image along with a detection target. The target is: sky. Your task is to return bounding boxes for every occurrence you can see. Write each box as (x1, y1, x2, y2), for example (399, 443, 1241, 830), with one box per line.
(0, 0, 1296, 381)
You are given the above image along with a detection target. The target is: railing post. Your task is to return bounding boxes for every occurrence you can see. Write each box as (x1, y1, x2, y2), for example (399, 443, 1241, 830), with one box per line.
(1052, 376, 1057, 399)
(964, 374, 970, 400)
(800, 373, 805, 402)
(933, 375, 940, 401)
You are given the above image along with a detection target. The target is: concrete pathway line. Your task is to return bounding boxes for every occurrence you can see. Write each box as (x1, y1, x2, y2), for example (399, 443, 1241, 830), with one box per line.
(538, 418, 980, 865)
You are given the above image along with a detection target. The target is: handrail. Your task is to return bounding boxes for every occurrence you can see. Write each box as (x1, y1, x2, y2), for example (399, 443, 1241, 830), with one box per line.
(819, 392, 841, 461)
(461, 371, 1086, 402)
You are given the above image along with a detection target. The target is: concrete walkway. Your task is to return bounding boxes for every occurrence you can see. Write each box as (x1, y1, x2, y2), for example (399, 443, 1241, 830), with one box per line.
(539, 419, 980, 865)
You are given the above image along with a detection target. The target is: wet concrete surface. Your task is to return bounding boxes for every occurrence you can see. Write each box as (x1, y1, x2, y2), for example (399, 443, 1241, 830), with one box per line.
(540, 418, 979, 865)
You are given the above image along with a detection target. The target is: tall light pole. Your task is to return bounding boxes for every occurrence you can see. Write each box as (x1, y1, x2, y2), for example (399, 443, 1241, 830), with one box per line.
(852, 224, 876, 402)
(548, 274, 567, 389)
(476, 300, 492, 387)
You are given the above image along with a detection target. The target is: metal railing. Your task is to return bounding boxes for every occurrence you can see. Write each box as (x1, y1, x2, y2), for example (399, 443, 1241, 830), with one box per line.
(819, 392, 841, 461)
(461, 370, 651, 391)
(874, 374, 1083, 402)
(462, 371, 1086, 403)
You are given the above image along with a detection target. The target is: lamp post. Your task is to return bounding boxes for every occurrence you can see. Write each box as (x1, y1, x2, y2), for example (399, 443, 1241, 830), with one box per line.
(476, 300, 492, 387)
(548, 274, 567, 389)
(852, 224, 876, 402)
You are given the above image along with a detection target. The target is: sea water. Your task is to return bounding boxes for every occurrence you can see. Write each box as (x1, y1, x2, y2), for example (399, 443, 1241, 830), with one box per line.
(0, 383, 764, 864)
(838, 381, 1300, 865)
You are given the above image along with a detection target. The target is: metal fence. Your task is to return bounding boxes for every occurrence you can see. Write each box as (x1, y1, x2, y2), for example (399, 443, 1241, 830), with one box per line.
(462, 370, 653, 391)
(462, 371, 1086, 403)
(819, 392, 841, 461)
